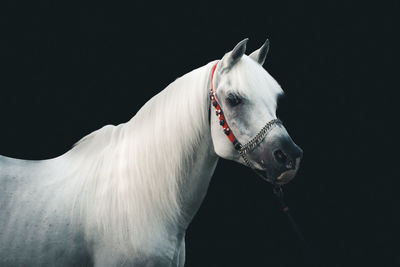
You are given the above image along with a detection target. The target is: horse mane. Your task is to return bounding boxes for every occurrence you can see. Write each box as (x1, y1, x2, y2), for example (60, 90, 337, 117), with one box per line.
(58, 61, 216, 254)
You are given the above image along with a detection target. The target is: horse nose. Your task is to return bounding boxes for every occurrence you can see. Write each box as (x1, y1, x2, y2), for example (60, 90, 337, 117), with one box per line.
(273, 146, 303, 170)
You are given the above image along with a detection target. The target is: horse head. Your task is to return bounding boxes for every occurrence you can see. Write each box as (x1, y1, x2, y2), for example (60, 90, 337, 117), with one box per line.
(210, 38, 303, 184)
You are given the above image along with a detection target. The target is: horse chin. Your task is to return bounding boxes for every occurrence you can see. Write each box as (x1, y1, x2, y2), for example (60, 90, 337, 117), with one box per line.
(275, 168, 298, 185)
(252, 156, 300, 185)
(274, 157, 301, 185)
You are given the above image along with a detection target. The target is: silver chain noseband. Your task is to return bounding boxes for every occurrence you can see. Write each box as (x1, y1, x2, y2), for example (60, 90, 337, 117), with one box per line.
(237, 119, 282, 183)
(238, 118, 282, 155)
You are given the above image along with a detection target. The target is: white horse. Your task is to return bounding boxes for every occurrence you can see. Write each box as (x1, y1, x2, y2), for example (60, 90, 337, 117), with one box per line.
(0, 39, 303, 266)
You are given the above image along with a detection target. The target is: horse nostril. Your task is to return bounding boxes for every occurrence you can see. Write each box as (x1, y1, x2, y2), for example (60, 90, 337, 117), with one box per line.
(286, 160, 294, 170)
(274, 150, 288, 165)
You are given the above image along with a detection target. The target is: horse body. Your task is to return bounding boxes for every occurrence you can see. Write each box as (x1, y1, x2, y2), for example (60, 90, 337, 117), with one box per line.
(0, 61, 218, 266)
(0, 39, 304, 266)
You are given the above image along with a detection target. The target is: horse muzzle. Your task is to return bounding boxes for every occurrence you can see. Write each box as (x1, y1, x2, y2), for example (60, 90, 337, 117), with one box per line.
(258, 126, 303, 184)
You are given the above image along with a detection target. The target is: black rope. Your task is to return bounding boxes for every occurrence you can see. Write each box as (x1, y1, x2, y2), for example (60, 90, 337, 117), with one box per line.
(272, 185, 320, 267)
(235, 131, 320, 265)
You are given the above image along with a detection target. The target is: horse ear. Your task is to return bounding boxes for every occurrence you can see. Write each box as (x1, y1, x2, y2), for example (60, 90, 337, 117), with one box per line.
(249, 39, 270, 65)
(220, 38, 249, 72)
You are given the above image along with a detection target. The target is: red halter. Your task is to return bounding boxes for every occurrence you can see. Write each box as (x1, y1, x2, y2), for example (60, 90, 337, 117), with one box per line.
(209, 62, 309, 261)
(209, 62, 242, 150)
(209, 61, 282, 172)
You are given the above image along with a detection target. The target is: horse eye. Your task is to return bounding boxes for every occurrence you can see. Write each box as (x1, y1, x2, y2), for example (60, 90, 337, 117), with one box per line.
(226, 93, 242, 106)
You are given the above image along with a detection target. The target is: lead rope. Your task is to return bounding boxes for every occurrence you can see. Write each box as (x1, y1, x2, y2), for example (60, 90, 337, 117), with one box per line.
(243, 160, 319, 266)
(273, 185, 319, 266)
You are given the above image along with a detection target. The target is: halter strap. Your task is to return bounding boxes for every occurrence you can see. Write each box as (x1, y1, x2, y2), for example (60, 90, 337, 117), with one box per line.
(209, 61, 282, 177)
(209, 62, 242, 150)
(209, 61, 283, 183)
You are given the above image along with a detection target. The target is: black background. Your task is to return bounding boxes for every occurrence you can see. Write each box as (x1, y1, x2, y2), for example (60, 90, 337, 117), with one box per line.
(0, 1, 395, 266)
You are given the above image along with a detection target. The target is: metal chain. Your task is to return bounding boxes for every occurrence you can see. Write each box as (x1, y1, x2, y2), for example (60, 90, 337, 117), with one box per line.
(237, 119, 282, 184)
(239, 119, 282, 154)
(239, 151, 274, 183)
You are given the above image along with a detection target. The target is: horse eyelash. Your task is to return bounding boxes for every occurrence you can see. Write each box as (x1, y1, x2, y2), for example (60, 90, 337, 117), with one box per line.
(226, 92, 245, 106)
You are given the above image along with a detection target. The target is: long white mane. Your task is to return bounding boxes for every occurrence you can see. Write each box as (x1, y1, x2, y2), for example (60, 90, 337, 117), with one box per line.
(54, 61, 216, 254)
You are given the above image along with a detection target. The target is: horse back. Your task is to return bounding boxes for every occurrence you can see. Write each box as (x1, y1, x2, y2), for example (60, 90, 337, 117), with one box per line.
(0, 155, 93, 266)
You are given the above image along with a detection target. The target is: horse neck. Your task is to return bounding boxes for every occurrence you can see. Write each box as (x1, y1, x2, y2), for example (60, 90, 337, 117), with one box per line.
(125, 60, 220, 229)
(60, 61, 220, 247)
(177, 130, 219, 228)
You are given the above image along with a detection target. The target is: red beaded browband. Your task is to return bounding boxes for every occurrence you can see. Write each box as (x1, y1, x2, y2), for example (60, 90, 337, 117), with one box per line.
(209, 62, 242, 150)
